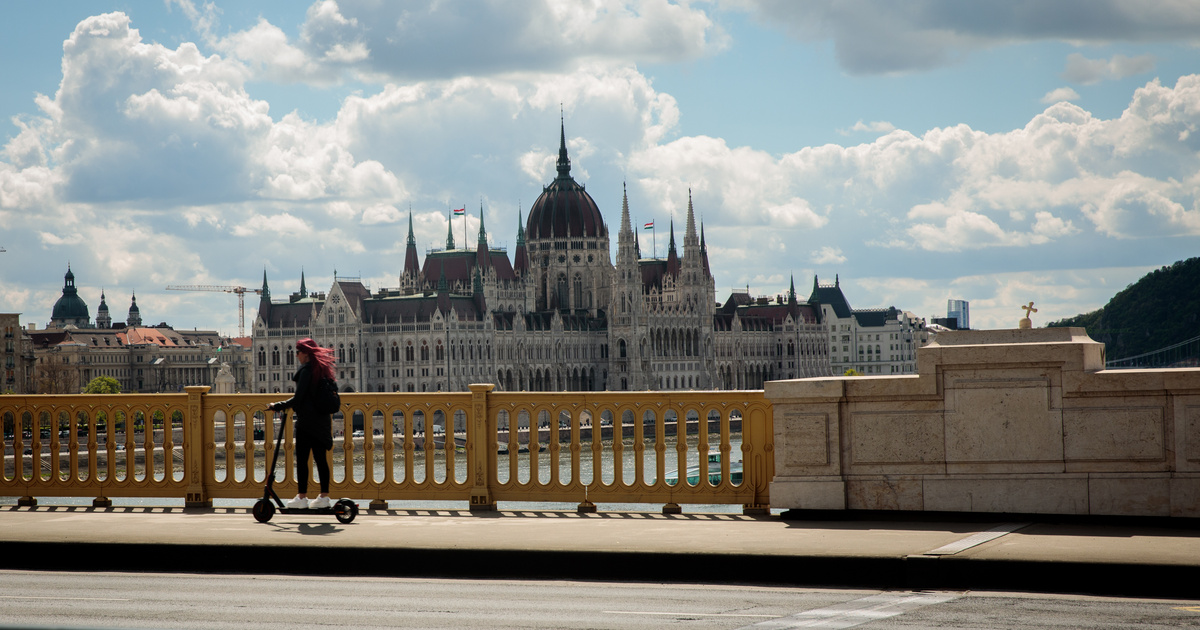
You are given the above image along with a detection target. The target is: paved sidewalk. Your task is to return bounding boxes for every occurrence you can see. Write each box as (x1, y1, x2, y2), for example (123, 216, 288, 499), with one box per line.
(1, 505, 1198, 598)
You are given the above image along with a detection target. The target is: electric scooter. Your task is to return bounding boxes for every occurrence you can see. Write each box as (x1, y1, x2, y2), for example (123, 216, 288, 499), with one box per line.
(252, 410, 358, 524)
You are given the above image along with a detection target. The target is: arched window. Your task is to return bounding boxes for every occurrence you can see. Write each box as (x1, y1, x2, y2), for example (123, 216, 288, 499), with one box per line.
(337, 344, 345, 362)
(271, 346, 280, 366)
(257, 348, 266, 367)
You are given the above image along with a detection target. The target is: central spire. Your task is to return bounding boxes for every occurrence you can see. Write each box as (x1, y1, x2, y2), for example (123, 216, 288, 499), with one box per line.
(556, 113, 571, 180)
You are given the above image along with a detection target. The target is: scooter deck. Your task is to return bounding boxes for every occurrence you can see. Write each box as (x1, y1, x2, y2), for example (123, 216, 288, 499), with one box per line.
(277, 506, 337, 515)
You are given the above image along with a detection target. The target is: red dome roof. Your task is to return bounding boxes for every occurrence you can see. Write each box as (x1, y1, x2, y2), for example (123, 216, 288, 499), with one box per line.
(525, 123, 607, 241)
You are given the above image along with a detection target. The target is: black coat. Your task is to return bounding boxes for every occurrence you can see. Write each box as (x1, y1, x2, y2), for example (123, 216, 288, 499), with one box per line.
(272, 362, 334, 449)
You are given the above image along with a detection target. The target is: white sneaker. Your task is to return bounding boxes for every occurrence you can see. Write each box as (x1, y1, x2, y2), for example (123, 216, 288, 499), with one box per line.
(286, 495, 309, 509)
(309, 496, 331, 510)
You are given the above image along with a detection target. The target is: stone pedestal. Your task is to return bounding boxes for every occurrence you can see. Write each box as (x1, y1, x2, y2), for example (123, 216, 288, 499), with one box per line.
(766, 328, 1200, 517)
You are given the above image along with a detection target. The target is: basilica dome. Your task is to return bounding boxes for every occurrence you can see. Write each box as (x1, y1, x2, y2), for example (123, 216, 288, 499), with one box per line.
(525, 123, 607, 241)
(51, 266, 90, 325)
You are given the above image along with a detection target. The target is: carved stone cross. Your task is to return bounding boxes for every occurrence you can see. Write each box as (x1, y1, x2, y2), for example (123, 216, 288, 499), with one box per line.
(1019, 301, 1038, 329)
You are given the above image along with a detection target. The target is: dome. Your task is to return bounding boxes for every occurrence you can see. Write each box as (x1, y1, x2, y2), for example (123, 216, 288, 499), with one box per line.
(525, 123, 607, 241)
(51, 266, 90, 324)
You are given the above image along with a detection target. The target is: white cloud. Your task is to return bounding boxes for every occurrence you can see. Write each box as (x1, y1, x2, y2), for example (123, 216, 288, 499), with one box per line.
(231, 213, 312, 237)
(361, 203, 403, 225)
(1062, 53, 1156, 85)
(845, 120, 896, 134)
(38, 231, 84, 246)
(180, 0, 725, 84)
(812, 246, 846, 264)
(1041, 87, 1080, 104)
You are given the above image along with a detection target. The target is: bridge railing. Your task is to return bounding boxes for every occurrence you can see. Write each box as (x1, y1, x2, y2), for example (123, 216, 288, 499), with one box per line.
(2, 385, 772, 514)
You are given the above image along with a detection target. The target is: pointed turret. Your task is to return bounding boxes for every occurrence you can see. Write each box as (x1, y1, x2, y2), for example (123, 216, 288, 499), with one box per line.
(620, 182, 632, 235)
(616, 182, 640, 270)
(96, 291, 111, 329)
(788, 275, 798, 307)
(700, 222, 711, 277)
(666, 219, 680, 277)
(299, 270, 308, 299)
(513, 207, 529, 276)
(446, 211, 456, 250)
(127, 291, 142, 327)
(403, 212, 421, 282)
(257, 269, 272, 322)
(555, 115, 571, 181)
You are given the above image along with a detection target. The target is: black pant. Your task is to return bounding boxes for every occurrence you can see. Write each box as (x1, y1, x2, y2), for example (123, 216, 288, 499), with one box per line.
(295, 433, 330, 494)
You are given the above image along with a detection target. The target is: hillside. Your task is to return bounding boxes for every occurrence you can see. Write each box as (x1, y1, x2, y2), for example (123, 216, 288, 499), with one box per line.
(1046, 257, 1200, 361)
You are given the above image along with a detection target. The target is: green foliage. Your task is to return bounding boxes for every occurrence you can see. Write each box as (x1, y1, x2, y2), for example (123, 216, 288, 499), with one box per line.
(1046, 257, 1200, 361)
(83, 376, 121, 394)
(843, 368, 862, 376)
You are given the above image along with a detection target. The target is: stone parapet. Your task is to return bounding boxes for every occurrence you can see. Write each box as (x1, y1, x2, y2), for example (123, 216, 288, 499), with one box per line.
(766, 327, 1200, 517)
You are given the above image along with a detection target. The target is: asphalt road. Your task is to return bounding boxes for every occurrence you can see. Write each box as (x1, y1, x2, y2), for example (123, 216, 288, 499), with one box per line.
(1, 570, 1197, 629)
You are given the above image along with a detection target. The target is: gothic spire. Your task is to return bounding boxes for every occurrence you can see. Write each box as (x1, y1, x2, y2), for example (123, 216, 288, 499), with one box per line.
(403, 211, 421, 279)
(445, 210, 456, 250)
(620, 181, 632, 235)
(685, 188, 696, 240)
(299, 269, 308, 298)
(514, 205, 529, 276)
(666, 218, 679, 276)
(556, 113, 571, 180)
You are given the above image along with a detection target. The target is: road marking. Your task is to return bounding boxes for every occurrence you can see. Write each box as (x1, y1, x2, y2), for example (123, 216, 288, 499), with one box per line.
(737, 592, 959, 629)
(1174, 606, 1200, 612)
(605, 611, 777, 618)
(919, 523, 1029, 556)
(0, 595, 131, 602)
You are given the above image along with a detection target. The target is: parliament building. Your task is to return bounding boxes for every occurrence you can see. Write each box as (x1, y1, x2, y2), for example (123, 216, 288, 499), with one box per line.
(252, 124, 843, 394)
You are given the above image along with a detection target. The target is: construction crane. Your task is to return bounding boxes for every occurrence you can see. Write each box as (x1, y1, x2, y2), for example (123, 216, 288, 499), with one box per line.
(166, 285, 263, 337)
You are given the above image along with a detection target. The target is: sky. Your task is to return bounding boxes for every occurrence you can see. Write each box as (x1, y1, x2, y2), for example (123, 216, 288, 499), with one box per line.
(2, 1, 1200, 341)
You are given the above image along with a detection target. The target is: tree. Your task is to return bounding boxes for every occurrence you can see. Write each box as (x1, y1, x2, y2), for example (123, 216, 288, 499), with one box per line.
(84, 376, 121, 394)
(843, 368, 862, 377)
(36, 357, 79, 394)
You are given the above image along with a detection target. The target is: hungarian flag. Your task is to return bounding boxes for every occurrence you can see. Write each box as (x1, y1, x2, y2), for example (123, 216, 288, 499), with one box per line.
(643, 221, 654, 230)
(453, 207, 466, 216)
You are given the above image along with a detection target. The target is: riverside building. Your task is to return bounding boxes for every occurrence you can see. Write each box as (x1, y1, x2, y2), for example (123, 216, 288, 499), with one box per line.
(252, 124, 841, 394)
(27, 267, 253, 393)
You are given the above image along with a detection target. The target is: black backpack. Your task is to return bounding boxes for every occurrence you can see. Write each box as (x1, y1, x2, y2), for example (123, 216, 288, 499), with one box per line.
(314, 377, 341, 414)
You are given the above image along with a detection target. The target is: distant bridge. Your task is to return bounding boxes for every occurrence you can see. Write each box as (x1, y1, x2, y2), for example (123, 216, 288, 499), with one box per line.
(1105, 333, 1200, 369)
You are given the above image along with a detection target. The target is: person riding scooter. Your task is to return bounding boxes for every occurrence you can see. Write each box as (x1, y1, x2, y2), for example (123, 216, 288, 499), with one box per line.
(268, 338, 336, 509)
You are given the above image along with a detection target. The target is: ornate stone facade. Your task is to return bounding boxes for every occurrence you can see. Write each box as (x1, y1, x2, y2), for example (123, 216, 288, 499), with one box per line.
(252, 124, 835, 394)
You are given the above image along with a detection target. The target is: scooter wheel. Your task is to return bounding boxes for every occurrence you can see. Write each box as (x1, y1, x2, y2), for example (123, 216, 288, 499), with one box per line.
(252, 499, 275, 523)
(334, 499, 356, 524)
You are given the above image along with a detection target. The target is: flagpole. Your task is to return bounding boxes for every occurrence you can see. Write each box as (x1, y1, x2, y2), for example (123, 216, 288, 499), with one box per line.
(462, 204, 467, 250)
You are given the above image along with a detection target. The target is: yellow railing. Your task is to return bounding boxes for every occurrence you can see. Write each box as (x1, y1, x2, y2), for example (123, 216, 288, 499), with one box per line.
(2, 385, 772, 514)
